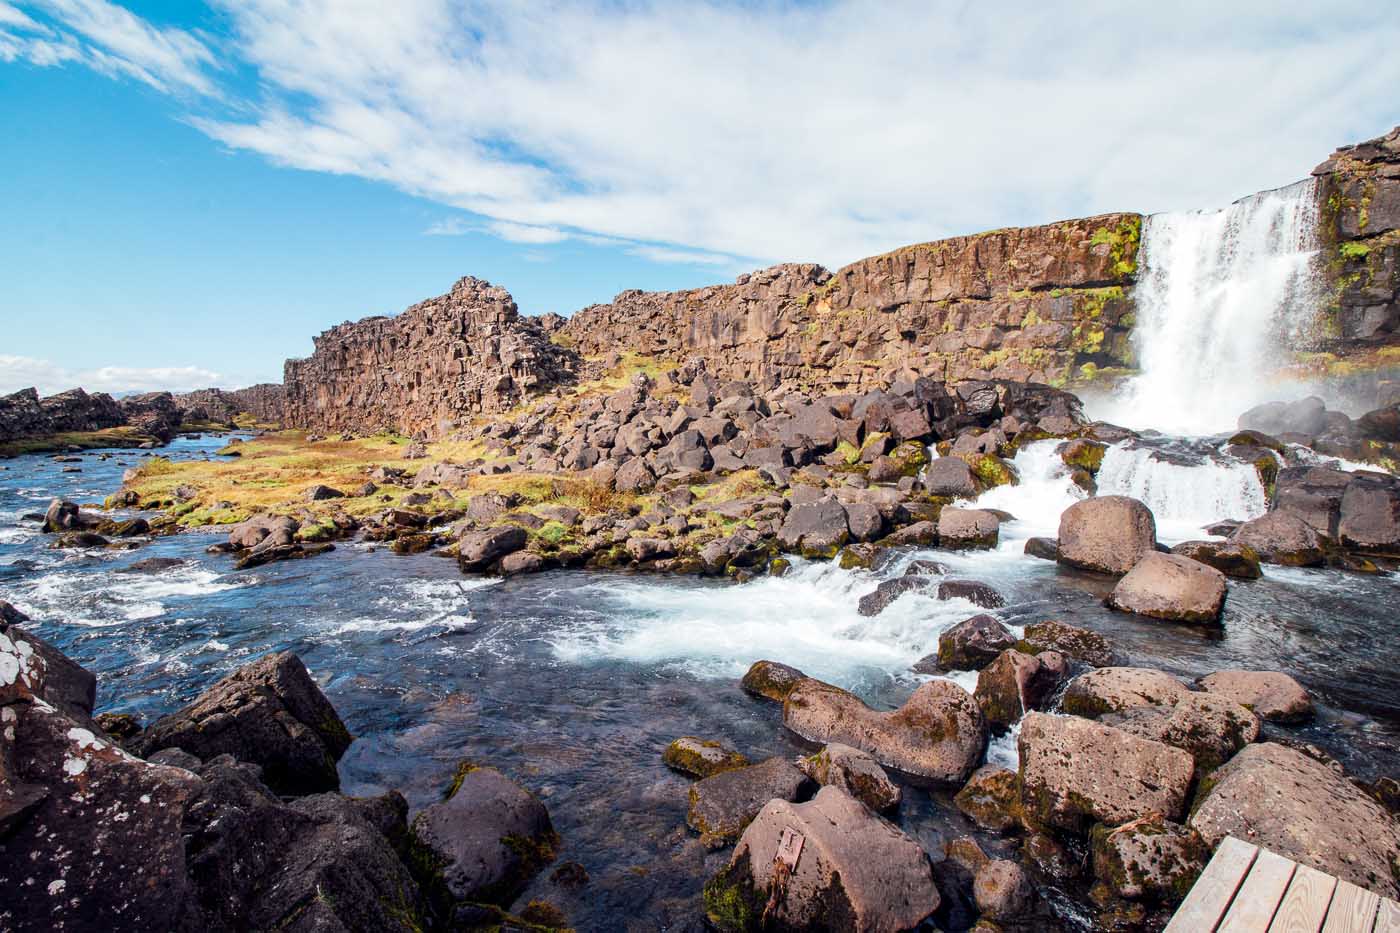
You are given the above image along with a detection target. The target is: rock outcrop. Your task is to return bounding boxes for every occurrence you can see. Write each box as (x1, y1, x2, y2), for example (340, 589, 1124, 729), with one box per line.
(283, 275, 574, 436)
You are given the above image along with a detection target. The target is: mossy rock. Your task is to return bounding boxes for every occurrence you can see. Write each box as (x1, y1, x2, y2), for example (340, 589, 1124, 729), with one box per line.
(890, 440, 931, 476)
(1059, 439, 1107, 473)
(837, 543, 885, 570)
(964, 453, 1017, 489)
(663, 737, 750, 779)
(703, 850, 764, 933)
(769, 557, 791, 577)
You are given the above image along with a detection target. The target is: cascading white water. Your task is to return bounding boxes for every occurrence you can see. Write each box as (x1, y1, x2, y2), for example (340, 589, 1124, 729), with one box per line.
(1096, 443, 1267, 541)
(1096, 179, 1322, 435)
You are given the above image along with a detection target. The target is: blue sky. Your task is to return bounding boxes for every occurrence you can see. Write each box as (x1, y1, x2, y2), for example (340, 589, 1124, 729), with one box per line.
(2, 1, 1398, 394)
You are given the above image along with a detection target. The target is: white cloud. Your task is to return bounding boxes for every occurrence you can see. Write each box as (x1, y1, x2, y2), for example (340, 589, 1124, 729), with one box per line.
(9, 0, 213, 93)
(0, 355, 225, 396)
(9, 1, 1400, 271)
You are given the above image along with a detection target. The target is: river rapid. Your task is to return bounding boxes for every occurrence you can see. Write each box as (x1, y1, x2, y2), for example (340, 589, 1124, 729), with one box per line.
(2, 433, 1398, 930)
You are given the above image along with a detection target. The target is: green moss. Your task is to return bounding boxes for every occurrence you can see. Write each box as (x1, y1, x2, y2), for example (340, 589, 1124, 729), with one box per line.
(833, 440, 861, 465)
(445, 760, 480, 799)
(1340, 241, 1373, 260)
(966, 453, 1016, 488)
(702, 853, 763, 932)
(533, 520, 569, 546)
(1090, 216, 1143, 279)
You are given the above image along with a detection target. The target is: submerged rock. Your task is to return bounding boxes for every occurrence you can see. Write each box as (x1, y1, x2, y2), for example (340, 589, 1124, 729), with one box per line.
(704, 786, 940, 932)
(408, 763, 558, 910)
(856, 575, 933, 616)
(740, 659, 807, 702)
(1190, 742, 1400, 899)
(936, 578, 1005, 609)
(784, 677, 987, 785)
(1018, 712, 1194, 833)
(1196, 669, 1314, 723)
(1107, 552, 1227, 624)
(796, 743, 901, 813)
(663, 736, 750, 778)
(687, 756, 812, 847)
(1024, 536, 1059, 561)
(132, 651, 353, 795)
(1057, 495, 1157, 575)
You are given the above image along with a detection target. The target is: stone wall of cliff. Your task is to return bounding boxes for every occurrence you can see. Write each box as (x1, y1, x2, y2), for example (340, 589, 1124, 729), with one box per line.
(1314, 126, 1400, 347)
(0, 388, 127, 442)
(559, 213, 1141, 392)
(175, 384, 286, 425)
(281, 276, 573, 436)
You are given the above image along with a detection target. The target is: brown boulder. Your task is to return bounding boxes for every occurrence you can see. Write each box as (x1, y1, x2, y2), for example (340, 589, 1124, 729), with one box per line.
(687, 757, 812, 846)
(131, 651, 352, 795)
(937, 614, 1017, 670)
(1090, 815, 1207, 901)
(1057, 496, 1156, 575)
(975, 648, 1068, 733)
(1061, 667, 1190, 719)
(1170, 540, 1262, 579)
(1016, 619, 1116, 667)
(974, 859, 1036, 923)
(740, 659, 806, 702)
(783, 678, 987, 785)
(1196, 670, 1314, 724)
(704, 786, 940, 932)
(1106, 552, 1227, 624)
(1190, 743, 1400, 898)
(797, 743, 901, 813)
(1018, 712, 1194, 833)
(663, 737, 750, 779)
(937, 507, 1000, 549)
(457, 524, 528, 571)
(954, 765, 1022, 833)
(1230, 511, 1325, 566)
(1104, 691, 1260, 773)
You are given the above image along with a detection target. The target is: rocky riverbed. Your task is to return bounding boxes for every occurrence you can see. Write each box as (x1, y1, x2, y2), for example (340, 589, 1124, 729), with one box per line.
(3, 383, 1400, 931)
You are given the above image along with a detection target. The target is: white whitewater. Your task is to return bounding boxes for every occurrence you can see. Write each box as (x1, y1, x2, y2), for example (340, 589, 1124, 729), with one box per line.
(1097, 179, 1322, 435)
(963, 439, 1266, 545)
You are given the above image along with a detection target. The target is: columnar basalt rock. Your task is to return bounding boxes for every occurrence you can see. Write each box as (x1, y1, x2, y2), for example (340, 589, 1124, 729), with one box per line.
(283, 275, 575, 436)
(562, 215, 1141, 393)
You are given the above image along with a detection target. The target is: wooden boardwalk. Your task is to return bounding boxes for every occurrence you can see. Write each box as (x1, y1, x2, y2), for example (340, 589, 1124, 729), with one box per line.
(1166, 837, 1400, 932)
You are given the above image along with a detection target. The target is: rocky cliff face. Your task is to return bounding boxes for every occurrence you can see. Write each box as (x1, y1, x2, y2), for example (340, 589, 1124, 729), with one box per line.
(0, 387, 126, 442)
(1314, 126, 1400, 345)
(282, 276, 573, 436)
(175, 384, 286, 425)
(561, 214, 1140, 393)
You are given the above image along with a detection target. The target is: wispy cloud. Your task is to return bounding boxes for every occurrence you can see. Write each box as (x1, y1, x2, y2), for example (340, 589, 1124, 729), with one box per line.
(7, 1, 1400, 270)
(0, 355, 225, 396)
(6, 0, 213, 93)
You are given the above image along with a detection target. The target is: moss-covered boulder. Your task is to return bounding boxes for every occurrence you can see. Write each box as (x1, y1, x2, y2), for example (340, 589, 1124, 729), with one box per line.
(407, 764, 558, 912)
(1016, 619, 1116, 667)
(686, 757, 812, 847)
(797, 743, 901, 813)
(740, 659, 807, 702)
(954, 765, 1022, 834)
(663, 736, 750, 779)
(1090, 815, 1207, 902)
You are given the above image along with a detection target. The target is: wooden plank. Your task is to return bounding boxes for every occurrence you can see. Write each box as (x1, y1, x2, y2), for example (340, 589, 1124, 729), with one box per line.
(1320, 880, 1380, 933)
(1219, 848, 1297, 933)
(1167, 837, 1260, 933)
(1268, 864, 1337, 933)
(1373, 898, 1400, 933)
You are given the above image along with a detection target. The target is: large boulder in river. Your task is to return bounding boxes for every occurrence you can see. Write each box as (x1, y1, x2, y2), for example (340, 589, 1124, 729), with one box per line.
(1107, 552, 1227, 624)
(704, 786, 940, 933)
(409, 764, 558, 911)
(1170, 540, 1262, 579)
(1016, 619, 1117, 667)
(1196, 670, 1314, 723)
(41, 497, 81, 532)
(1103, 691, 1260, 773)
(954, 765, 1022, 833)
(687, 756, 812, 846)
(937, 613, 1016, 670)
(1229, 511, 1324, 566)
(1338, 474, 1400, 554)
(228, 513, 299, 550)
(1190, 743, 1400, 898)
(797, 743, 901, 813)
(856, 575, 933, 616)
(1061, 667, 1191, 718)
(740, 659, 806, 702)
(132, 651, 353, 795)
(924, 456, 978, 497)
(457, 524, 528, 571)
(1, 620, 97, 722)
(1018, 712, 1195, 833)
(975, 648, 1068, 733)
(664, 736, 750, 778)
(937, 507, 999, 549)
(783, 678, 987, 785)
(1057, 496, 1156, 575)
(1090, 815, 1208, 902)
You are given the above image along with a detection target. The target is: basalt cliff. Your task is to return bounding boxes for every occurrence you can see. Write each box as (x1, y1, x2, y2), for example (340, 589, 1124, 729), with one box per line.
(280, 127, 1400, 439)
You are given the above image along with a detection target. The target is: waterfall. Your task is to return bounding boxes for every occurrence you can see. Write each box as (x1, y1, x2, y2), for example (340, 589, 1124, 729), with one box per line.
(1096, 442, 1268, 540)
(1097, 179, 1323, 435)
